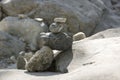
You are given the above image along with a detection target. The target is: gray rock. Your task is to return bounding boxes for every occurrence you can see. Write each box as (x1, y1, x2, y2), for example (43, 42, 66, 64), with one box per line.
(10, 56, 16, 63)
(49, 22, 68, 33)
(1, 0, 106, 36)
(92, 0, 120, 34)
(1, 0, 38, 16)
(54, 49, 73, 73)
(73, 32, 86, 41)
(0, 16, 48, 51)
(0, 31, 25, 58)
(26, 46, 54, 72)
(24, 52, 33, 61)
(17, 51, 33, 70)
(17, 51, 26, 70)
(38, 32, 73, 51)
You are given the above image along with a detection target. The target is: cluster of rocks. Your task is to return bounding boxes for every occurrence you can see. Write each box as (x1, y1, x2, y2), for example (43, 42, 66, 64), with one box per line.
(16, 17, 73, 72)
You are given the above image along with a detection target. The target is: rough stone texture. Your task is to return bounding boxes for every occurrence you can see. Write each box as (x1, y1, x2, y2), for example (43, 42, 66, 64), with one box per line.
(1, 0, 120, 36)
(49, 22, 68, 33)
(24, 52, 33, 61)
(17, 51, 33, 70)
(38, 32, 73, 51)
(92, 0, 120, 34)
(0, 16, 48, 51)
(17, 55, 26, 70)
(1, 0, 106, 36)
(26, 46, 54, 72)
(73, 32, 86, 41)
(0, 0, 39, 16)
(0, 31, 25, 58)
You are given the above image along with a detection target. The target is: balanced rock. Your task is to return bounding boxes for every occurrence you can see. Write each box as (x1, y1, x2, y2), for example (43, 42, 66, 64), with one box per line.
(73, 32, 86, 41)
(54, 18, 67, 23)
(49, 22, 68, 33)
(17, 51, 26, 70)
(49, 18, 67, 33)
(26, 46, 54, 72)
(38, 32, 73, 51)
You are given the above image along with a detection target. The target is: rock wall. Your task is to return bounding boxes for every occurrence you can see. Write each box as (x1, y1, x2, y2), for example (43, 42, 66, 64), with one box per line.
(0, 0, 106, 36)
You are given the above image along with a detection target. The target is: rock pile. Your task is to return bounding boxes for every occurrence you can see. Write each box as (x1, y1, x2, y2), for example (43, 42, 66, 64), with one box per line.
(15, 17, 72, 72)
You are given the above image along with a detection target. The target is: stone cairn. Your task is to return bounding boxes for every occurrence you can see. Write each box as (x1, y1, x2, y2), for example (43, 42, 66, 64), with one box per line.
(17, 18, 73, 72)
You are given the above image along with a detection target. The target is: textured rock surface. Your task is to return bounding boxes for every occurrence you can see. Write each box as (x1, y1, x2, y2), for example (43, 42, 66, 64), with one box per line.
(73, 32, 86, 41)
(49, 22, 68, 33)
(38, 32, 73, 51)
(24, 52, 33, 61)
(1, 0, 106, 36)
(1, 0, 39, 16)
(0, 16, 48, 51)
(1, 0, 120, 36)
(17, 55, 26, 70)
(0, 31, 25, 58)
(17, 51, 33, 70)
(26, 46, 54, 72)
(93, 0, 120, 34)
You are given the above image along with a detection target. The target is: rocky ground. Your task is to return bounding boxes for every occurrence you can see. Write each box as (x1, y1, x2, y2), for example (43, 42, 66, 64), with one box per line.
(1, 0, 120, 80)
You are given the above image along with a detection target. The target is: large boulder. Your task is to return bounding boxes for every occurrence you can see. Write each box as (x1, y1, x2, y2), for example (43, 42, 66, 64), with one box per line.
(0, 16, 48, 51)
(92, 0, 120, 34)
(1, 37, 120, 80)
(1, 0, 106, 36)
(26, 46, 54, 72)
(61, 37, 120, 80)
(85, 28, 120, 40)
(0, 0, 39, 16)
(38, 32, 73, 51)
(0, 31, 25, 58)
